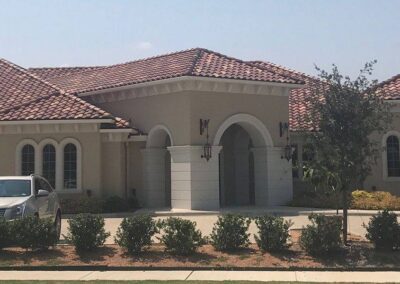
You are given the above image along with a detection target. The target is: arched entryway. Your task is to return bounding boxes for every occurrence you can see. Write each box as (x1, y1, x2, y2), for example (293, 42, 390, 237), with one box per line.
(142, 125, 173, 208)
(214, 114, 273, 207)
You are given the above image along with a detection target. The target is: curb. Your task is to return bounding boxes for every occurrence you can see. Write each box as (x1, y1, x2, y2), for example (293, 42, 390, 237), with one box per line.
(0, 266, 399, 272)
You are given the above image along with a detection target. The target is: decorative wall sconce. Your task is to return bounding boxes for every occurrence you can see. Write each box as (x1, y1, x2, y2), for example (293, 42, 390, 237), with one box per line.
(200, 119, 212, 161)
(279, 121, 293, 161)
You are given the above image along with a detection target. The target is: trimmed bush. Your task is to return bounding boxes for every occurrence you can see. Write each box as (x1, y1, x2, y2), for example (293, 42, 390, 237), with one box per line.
(158, 217, 205, 255)
(115, 215, 158, 254)
(12, 216, 58, 250)
(364, 209, 400, 251)
(254, 215, 293, 252)
(299, 214, 342, 255)
(210, 214, 251, 251)
(64, 214, 110, 252)
(352, 190, 400, 210)
(0, 218, 11, 249)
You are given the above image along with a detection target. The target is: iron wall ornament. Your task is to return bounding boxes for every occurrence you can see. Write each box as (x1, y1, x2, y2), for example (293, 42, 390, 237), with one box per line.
(200, 119, 212, 161)
(280, 121, 293, 161)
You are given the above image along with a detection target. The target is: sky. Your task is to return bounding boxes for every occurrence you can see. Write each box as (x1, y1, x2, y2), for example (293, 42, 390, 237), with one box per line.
(0, 0, 399, 81)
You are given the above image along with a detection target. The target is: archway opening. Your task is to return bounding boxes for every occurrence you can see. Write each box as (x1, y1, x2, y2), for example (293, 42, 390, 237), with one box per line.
(219, 124, 256, 207)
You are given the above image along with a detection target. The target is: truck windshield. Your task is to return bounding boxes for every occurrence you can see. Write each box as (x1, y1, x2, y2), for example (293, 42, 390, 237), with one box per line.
(0, 180, 31, 197)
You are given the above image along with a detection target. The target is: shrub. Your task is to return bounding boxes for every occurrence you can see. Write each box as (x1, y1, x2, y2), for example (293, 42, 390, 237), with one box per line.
(102, 196, 130, 213)
(288, 189, 342, 209)
(12, 216, 58, 250)
(60, 198, 103, 214)
(299, 214, 342, 255)
(364, 209, 400, 251)
(115, 215, 158, 254)
(351, 190, 400, 210)
(254, 215, 293, 252)
(210, 214, 251, 251)
(158, 217, 205, 255)
(64, 214, 110, 252)
(0, 218, 11, 249)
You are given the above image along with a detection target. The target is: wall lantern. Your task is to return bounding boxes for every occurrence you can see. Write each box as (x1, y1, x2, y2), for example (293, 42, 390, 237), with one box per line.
(279, 121, 293, 161)
(200, 119, 212, 161)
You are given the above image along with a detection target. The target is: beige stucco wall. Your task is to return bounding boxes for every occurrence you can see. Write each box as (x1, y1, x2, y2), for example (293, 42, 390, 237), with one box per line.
(188, 91, 289, 147)
(95, 93, 191, 146)
(0, 132, 102, 198)
(364, 113, 400, 195)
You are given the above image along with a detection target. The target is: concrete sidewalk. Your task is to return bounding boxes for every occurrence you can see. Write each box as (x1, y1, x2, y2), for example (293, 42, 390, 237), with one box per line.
(0, 270, 399, 282)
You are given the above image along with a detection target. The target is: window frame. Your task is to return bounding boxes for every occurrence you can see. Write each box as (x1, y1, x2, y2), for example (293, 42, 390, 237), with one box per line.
(382, 131, 400, 181)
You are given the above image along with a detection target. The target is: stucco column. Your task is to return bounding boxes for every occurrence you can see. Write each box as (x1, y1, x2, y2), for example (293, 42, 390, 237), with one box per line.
(168, 145, 222, 210)
(250, 147, 269, 206)
(141, 148, 167, 208)
(265, 146, 293, 206)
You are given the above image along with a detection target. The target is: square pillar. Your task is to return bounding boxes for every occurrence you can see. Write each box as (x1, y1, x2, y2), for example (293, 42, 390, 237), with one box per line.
(251, 146, 293, 206)
(168, 145, 222, 210)
(141, 148, 167, 208)
(266, 146, 293, 206)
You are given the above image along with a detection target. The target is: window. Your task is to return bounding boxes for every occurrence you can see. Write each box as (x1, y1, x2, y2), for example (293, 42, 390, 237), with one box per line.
(21, 144, 35, 175)
(387, 135, 400, 177)
(64, 143, 77, 189)
(42, 144, 56, 188)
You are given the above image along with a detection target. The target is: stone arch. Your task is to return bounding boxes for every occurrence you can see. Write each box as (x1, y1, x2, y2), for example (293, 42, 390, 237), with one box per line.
(213, 113, 273, 147)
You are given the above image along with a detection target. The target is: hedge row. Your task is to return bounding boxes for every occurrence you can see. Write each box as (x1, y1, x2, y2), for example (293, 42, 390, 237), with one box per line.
(2, 211, 399, 255)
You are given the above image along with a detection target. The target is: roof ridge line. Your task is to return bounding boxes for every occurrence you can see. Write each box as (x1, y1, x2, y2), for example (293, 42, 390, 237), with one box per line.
(40, 48, 201, 81)
(248, 60, 319, 81)
(0, 58, 68, 95)
(375, 73, 400, 89)
(194, 49, 304, 84)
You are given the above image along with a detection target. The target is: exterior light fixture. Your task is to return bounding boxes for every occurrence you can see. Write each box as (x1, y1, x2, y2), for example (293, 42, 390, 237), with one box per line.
(200, 119, 212, 161)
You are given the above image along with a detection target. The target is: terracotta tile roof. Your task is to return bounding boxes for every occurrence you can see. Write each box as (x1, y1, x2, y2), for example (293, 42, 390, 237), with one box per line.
(0, 58, 137, 131)
(45, 48, 303, 94)
(249, 61, 326, 132)
(29, 66, 104, 80)
(374, 74, 400, 100)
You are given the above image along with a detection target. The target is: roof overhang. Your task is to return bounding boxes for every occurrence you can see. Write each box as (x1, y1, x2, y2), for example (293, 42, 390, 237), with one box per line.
(78, 76, 305, 104)
(0, 118, 114, 125)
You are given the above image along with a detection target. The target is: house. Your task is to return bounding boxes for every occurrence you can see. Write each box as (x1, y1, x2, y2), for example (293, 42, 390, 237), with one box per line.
(0, 48, 399, 210)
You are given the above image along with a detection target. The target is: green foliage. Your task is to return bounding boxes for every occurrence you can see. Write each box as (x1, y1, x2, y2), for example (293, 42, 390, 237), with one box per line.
(64, 214, 110, 252)
(289, 189, 343, 209)
(364, 210, 400, 251)
(0, 218, 11, 249)
(352, 190, 400, 210)
(60, 195, 139, 214)
(299, 214, 342, 255)
(210, 214, 251, 251)
(115, 215, 158, 254)
(254, 215, 293, 252)
(12, 216, 58, 250)
(157, 217, 205, 255)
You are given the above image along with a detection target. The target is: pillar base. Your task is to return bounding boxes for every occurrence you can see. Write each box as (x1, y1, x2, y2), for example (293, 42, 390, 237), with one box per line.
(168, 145, 222, 210)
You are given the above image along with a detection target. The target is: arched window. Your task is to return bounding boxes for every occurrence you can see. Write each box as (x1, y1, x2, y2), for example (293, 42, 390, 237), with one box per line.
(387, 135, 400, 177)
(21, 144, 35, 175)
(63, 143, 77, 189)
(42, 144, 56, 188)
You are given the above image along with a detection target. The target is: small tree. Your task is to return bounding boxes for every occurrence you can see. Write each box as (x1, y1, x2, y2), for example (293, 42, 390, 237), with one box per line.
(303, 61, 391, 244)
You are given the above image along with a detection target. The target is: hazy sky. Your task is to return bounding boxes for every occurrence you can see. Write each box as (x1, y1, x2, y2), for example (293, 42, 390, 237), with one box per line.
(0, 0, 398, 81)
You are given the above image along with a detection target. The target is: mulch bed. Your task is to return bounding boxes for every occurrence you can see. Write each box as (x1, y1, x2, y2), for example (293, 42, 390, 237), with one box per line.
(0, 230, 399, 269)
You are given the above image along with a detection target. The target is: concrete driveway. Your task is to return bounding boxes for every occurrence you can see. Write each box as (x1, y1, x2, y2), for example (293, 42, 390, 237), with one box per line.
(60, 208, 384, 244)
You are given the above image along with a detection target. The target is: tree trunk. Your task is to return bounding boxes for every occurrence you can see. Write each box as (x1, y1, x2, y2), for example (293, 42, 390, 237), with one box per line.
(342, 190, 348, 245)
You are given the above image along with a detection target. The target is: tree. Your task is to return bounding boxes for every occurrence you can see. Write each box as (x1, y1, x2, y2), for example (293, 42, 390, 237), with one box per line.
(303, 61, 391, 244)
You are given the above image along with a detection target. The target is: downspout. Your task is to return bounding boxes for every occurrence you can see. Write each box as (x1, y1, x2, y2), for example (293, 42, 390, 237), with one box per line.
(124, 141, 129, 199)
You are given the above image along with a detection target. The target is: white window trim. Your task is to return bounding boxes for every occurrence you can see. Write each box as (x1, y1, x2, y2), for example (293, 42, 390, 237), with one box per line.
(38, 139, 59, 189)
(15, 137, 82, 192)
(59, 138, 82, 193)
(382, 130, 400, 181)
(15, 139, 39, 176)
